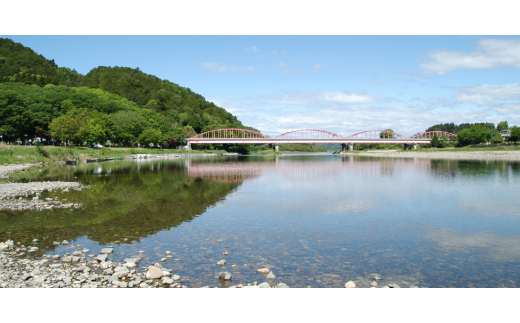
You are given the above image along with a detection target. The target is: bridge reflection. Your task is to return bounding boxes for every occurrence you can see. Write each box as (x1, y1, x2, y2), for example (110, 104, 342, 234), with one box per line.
(187, 156, 434, 183)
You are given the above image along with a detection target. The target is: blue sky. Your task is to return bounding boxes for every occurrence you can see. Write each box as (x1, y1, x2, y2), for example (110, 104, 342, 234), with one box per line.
(5, 35, 520, 137)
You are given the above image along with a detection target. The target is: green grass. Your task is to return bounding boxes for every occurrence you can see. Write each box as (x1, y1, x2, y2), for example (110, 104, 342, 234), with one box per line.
(0, 144, 230, 165)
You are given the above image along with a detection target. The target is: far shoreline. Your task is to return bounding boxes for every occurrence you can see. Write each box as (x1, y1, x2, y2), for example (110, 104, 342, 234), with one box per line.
(341, 150, 520, 161)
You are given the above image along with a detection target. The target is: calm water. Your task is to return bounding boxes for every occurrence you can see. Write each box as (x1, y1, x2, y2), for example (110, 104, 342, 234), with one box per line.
(2, 153, 520, 288)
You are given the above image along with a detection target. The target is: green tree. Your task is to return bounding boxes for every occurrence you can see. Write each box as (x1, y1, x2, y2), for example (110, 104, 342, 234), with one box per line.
(138, 128, 163, 146)
(510, 126, 520, 143)
(491, 130, 503, 144)
(457, 124, 492, 146)
(48, 113, 81, 147)
(431, 135, 442, 148)
(497, 121, 509, 131)
(380, 129, 394, 138)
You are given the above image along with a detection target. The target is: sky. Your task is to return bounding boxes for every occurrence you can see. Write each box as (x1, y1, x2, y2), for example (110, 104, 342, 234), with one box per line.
(4, 35, 520, 137)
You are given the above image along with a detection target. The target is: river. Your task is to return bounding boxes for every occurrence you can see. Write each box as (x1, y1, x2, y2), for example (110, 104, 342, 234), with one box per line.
(1, 153, 520, 288)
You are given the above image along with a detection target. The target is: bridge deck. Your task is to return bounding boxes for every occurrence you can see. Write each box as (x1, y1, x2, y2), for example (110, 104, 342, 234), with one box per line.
(187, 138, 432, 144)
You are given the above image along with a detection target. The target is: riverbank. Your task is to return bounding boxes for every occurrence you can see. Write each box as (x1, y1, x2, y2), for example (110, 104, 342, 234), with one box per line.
(0, 144, 231, 165)
(0, 239, 411, 288)
(342, 150, 520, 160)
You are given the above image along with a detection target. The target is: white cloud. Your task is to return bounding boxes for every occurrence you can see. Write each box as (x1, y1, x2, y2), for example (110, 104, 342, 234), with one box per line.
(200, 62, 259, 73)
(312, 63, 324, 70)
(274, 62, 294, 75)
(447, 83, 520, 105)
(421, 39, 520, 74)
(245, 46, 260, 53)
(271, 50, 278, 55)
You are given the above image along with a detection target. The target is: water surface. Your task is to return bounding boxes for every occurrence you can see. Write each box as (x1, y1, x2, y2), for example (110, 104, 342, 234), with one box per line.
(2, 154, 520, 288)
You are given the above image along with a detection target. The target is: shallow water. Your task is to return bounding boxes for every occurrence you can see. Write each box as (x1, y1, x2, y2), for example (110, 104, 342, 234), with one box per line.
(2, 153, 520, 288)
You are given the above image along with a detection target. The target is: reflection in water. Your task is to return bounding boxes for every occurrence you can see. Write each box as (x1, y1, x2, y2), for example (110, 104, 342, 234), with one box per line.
(1, 154, 520, 288)
(188, 155, 434, 183)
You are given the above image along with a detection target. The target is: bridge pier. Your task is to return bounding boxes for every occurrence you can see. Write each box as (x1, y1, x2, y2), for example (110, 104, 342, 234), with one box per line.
(275, 143, 279, 152)
(187, 142, 191, 150)
(341, 143, 347, 152)
(348, 143, 354, 151)
(413, 143, 419, 150)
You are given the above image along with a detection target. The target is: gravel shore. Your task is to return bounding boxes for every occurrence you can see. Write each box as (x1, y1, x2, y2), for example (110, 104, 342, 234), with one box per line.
(0, 164, 89, 211)
(0, 163, 37, 179)
(0, 239, 414, 288)
(342, 150, 520, 161)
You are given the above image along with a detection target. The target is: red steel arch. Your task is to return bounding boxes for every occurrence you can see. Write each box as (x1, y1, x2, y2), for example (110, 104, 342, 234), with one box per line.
(190, 128, 270, 139)
(274, 129, 345, 139)
(409, 131, 457, 140)
(346, 130, 407, 139)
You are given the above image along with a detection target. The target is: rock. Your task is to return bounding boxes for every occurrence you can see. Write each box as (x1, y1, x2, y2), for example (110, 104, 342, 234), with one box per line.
(82, 248, 89, 253)
(161, 258, 167, 262)
(138, 251, 145, 254)
(125, 262, 137, 268)
(97, 254, 108, 262)
(154, 263, 163, 268)
(62, 240, 69, 245)
(139, 282, 150, 288)
(172, 274, 180, 281)
(100, 247, 113, 254)
(219, 272, 232, 280)
(217, 259, 226, 266)
(71, 256, 80, 262)
(388, 283, 400, 288)
(162, 271, 171, 277)
(62, 256, 72, 263)
(53, 241, 60, 246)
(104, 269, 114, 275)
(72, 251, 82, 256)
(257, 268, 270, 274)
(146, 266, 163, 279)
(372, 275, 382, 281)
(32, 239, 39, 243)
(51, 255, 61, 260)
(277, 283, 289, 288)
(345, 281, 356, 288)
(162, 278, 174, 285)
(20, 274, 32, 281)
(165, 251, 172, 255)
(258, 282, 270, 288)
(119, 282, 128, 288)
(382, 286, 390, 288)
(237, 284, 243, 288)
(370, 281, 378, 287)
(266, 272, 276, 280)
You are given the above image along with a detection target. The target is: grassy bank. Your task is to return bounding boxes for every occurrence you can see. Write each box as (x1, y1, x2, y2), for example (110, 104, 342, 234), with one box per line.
(0, 144, 228, 165)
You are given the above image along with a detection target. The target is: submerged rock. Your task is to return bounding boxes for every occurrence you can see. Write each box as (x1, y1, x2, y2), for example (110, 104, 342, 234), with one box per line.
(219, 272, 232, 280)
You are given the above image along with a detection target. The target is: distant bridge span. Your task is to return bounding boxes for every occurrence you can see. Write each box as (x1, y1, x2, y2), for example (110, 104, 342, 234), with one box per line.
(186, 128, 456, 150)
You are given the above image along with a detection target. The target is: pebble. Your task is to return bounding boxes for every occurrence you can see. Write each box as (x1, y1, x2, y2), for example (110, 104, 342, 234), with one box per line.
(100, 248, 113, 254)
(370, 281, 378, 287)
(258, 282, 270, 288)
(217, 259, 226, 266)
(161, 258, 167, 262)
(345, 281, 356, 288)
(257, 268, 270, 274)
(165, 251, 172, 255)
(266, 272, 276, 280)
(146, 266, 163, 279)
(62, 240, 69, 245)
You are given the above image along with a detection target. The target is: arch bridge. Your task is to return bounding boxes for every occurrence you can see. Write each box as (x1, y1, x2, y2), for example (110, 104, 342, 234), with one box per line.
(187, 128, 456, 151)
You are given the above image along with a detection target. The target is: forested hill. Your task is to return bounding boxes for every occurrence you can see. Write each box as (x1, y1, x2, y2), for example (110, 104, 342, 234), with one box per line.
(0, 38, 81, 87)
(79, 66, 243, 133)
(0, 38, 256, 147)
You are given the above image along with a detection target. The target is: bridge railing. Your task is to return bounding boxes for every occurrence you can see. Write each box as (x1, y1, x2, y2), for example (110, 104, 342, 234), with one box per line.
(190, 128, 270, 139)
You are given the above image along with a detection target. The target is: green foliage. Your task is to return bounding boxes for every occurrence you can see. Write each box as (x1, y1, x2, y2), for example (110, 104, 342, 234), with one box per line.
(431, 135, 443, 148)
(426, 122, 496, 134)
(49, 108, 110, 146)
(138, 128, 164, 146)
(380, 129, 394, 138)
(0, 38, 81, 87)
(278, 143, 327, 152)
(491, 129, 504, 144)
(497, 121, 509, 131)
(511, 126, 520, 143)
(456, 124, 492, 146)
